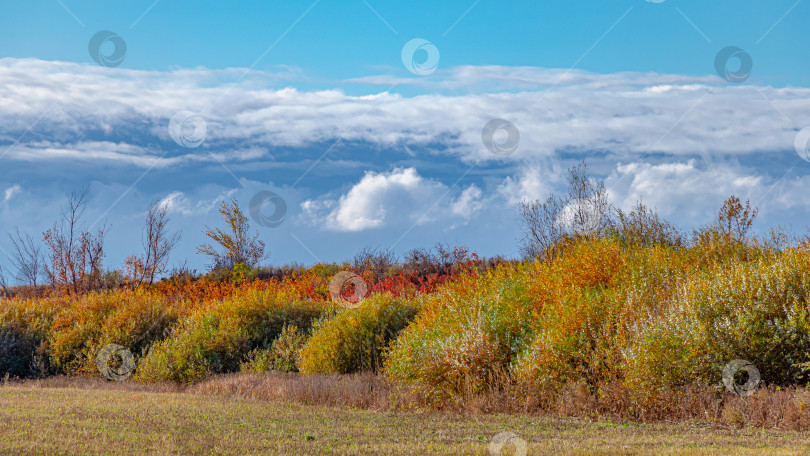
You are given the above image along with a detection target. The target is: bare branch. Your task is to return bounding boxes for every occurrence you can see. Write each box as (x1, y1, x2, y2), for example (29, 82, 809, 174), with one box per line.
(8, 227, 43, 297)
(517, 161, 616, 260)
(43, 188, 108, 295)
(0, 263, 10, 298)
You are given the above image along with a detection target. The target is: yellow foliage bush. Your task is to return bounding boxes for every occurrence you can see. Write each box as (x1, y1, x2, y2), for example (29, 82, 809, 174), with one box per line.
(298, 293, 417, 374)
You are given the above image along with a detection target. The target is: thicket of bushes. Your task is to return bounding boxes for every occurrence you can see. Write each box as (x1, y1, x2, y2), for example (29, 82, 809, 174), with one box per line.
(1, 163, 809, 421)
(4, 228, 807, 416)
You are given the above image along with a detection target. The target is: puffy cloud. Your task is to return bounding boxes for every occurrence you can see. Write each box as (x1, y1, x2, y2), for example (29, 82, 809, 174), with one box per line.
(450, 185, 483, 218)
(607, 160, 766, 221)
(302, 167, 483, 232)
(497, 166, 553, 205)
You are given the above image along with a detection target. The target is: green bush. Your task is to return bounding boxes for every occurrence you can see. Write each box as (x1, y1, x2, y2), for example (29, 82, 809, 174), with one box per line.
(623, 247, 810, 402)
(135, 291, 324, 383)
(0, 327, 40, 378)
(299, 294, 418, 374)
(241, 323, 308, 373)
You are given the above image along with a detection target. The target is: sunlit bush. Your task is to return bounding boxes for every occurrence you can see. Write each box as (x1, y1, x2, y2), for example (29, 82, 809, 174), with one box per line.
(45, 290, 178, 376)
(299, 293, 418, 374)
(384, 263, 536, 398)
(135, 290, 324, 383)
(624, 246, 810, 403)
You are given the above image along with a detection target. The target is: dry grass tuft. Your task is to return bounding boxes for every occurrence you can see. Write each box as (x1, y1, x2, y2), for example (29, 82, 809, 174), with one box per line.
(189, 372, 420, 410)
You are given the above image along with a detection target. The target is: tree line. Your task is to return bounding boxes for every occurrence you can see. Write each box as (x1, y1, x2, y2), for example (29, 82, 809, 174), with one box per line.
(0, 190, 265, 298)
(0, 160, 762, 298)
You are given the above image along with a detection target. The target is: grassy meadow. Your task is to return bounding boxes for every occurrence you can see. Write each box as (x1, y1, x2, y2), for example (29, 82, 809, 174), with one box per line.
(2, 379, 809, 455)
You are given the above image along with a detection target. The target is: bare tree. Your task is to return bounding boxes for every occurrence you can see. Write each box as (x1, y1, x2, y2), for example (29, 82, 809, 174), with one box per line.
(518, 194, 565, 259)
(0, 263, 10, 298)
(43, 189, 108, 295)
(8, 227, 43, 297)
(616, 199, 683, 248)
(126, 200, 181, 286)
(717, 195, 758, 240)
(402, 247, 439, 275)
(518, 161, 615, 259)
(563, 161, 615, 236)
(352, 246, 396, 280)
(198, 197, 267, 269)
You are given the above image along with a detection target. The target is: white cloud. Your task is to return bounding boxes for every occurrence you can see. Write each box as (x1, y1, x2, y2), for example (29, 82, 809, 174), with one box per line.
(451, 185, 483, 218)
(1, 58, 809, 267)
(497, 166, 553, 205)
(302, 167, 483, 232)
(3, 184, 21, 202)
(160, 189, 237, 217)
(0, 58, 807, 170)
(605, 160, 773, 225)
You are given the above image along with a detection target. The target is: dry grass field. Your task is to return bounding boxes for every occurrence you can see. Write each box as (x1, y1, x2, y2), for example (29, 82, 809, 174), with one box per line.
(1, 380, 809, 455)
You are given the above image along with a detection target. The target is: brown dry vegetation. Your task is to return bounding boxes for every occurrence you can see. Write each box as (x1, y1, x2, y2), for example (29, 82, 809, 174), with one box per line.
(9, 373, 810, 432)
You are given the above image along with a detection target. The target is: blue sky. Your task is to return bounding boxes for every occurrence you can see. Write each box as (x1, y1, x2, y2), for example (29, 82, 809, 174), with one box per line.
(0, 0, 809, 277)
(1, 0, 807, 85)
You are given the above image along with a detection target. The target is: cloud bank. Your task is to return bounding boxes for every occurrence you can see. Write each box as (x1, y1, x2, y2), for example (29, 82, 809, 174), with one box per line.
(1, 57, 809, 272)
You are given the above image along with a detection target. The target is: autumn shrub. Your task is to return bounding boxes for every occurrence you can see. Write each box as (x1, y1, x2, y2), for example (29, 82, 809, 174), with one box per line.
(135, 290, 326, 383)
(624, 246, 810, 405)
(299, 293, 419, 374)
(45, 289, 179, 376)
(512, 239, 687, 399)
(0, 296, 69, 377)
(384, 263, 536, 400)
(241, 323, 308, 373)
(615, 200, 683, 248)
(0, 296, 63, 342)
